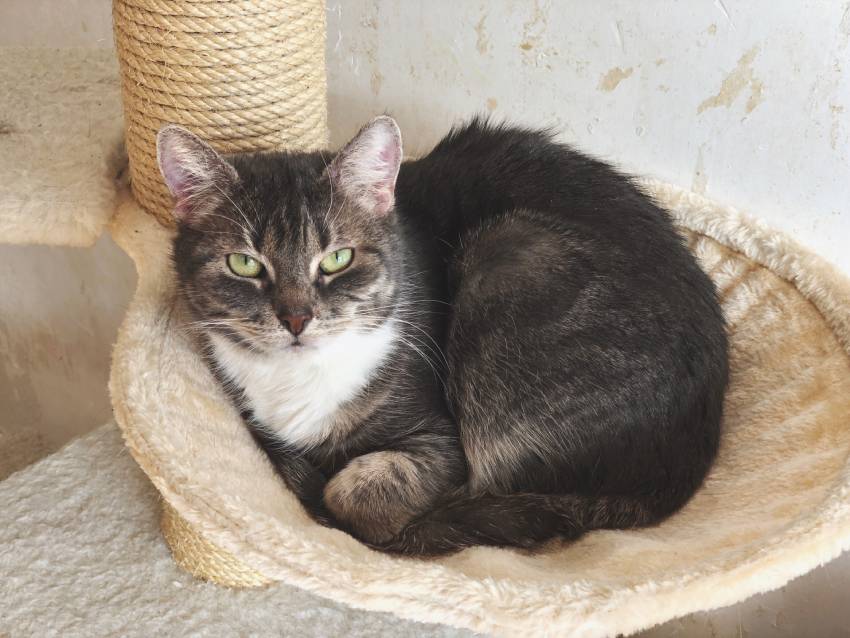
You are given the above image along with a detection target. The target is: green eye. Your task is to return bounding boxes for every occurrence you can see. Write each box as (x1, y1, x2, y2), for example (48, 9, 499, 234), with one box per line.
(319, 248, 354, 275)
(227, 253, 263, 278)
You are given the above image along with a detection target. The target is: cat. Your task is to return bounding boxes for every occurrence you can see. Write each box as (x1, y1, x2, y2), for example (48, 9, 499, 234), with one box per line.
(157, 115, 728, 556)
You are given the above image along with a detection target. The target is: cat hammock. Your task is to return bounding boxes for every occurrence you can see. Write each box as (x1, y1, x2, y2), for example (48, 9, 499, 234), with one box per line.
(9, 1, 842, 636)
(109, 180, 850, 636)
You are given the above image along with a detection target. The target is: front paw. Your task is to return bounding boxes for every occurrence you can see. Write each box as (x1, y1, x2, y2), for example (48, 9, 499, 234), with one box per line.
(324, 451, 425, 544)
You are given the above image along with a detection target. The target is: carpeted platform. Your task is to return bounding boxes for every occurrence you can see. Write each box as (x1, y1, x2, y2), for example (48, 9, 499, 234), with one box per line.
(0, 424, 472, 637)
(0, 47, 124, 247)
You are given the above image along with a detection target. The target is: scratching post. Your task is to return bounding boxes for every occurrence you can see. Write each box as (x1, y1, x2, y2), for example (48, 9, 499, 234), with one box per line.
(113, 0, 328, 226)
(111, 0, 328, 582)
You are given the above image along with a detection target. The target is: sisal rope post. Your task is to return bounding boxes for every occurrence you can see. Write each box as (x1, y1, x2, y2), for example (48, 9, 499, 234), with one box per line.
(112, 0, 329, 582)
(113, 0, 329, 227)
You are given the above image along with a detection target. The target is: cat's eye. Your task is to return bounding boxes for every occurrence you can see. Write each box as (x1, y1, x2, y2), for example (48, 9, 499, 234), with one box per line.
(227, 253, 263, 278)
(319, 248, 354, 275)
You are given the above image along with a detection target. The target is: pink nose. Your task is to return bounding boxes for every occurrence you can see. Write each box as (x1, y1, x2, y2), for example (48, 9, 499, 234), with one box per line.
(280, 311, 312, 336)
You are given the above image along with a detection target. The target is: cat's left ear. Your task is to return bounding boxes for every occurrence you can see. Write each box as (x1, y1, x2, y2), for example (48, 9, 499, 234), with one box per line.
(330, 116, 402, 216)
(156, 124, 238, 224)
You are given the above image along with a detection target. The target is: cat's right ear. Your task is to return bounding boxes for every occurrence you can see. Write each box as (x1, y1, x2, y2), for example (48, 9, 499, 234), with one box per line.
(156, 125, 238, 224)
(329, 116, 403, 216)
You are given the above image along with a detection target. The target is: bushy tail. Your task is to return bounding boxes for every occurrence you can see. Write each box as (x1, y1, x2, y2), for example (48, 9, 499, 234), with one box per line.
(375, 492, 658, 556)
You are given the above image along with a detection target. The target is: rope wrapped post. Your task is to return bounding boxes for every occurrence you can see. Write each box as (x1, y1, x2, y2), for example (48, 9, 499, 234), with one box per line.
(113, 0, 329, 227)
(112, 0, 328, 583)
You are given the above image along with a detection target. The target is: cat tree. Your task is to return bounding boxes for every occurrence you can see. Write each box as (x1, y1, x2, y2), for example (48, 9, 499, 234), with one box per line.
(9, 0, 841, 635)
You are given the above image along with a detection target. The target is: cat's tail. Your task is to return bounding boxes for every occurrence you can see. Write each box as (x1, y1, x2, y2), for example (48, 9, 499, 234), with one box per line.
(375, 491, 660, 556)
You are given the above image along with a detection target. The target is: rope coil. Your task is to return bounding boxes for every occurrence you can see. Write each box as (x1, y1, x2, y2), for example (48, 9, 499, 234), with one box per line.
(113, 0, 329, 226)
(160, 501, 271, 588)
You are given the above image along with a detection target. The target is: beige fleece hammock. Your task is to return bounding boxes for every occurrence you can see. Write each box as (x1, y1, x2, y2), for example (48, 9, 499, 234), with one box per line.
(102, 1, 850, 636)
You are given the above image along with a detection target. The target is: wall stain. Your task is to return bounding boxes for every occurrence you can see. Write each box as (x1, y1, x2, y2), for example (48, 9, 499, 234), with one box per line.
(350, 0, 380, 79)
(475, 14, 490, 55)
(708, 23, 718, 35)
(486, 97, 498, 111)
(520, 0, 549, 62)
(830, 104, 844, 150)
(598, 66, 633, 92)
(697, 47, 764, 114)
(370, 70, 383, 95)
(0, 121, 14, 135)
(774, 609, 787, 628)
(655, 58, 666, 66)
(841, 4, 850, 37)
(746, 78, 765, 113)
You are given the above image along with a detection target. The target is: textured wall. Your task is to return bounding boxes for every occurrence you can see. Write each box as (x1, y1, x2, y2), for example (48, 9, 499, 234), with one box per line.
(326, 0, 850, 276)
(0, 0, 113, 47)
(0, 237, 135, 470)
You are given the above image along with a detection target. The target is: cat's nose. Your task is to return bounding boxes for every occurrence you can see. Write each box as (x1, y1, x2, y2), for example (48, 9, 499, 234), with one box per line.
(280, 311, 313, 337)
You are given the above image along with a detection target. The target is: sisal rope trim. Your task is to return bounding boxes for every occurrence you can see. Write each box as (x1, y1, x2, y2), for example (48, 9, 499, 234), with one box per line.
(160, 500, 272, 588)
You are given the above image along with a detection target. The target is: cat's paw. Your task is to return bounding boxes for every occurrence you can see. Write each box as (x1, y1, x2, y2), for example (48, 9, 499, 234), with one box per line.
(323, 451, 423, 544)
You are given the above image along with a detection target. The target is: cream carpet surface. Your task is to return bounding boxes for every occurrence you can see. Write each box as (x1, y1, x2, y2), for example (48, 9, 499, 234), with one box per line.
(0, 48, 123, 247)
(108, 181, 850, 638)
(0, 424, 472, 638)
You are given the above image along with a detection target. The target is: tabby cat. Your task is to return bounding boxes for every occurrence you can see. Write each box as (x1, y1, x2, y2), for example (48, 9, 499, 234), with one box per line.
(157, 116, 727, 555)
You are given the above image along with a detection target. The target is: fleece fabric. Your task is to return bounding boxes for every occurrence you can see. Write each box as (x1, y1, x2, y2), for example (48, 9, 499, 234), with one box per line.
(0, 48, 123, 247)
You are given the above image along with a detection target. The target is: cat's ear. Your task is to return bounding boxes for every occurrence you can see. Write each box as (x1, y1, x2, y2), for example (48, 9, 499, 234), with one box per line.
(330, 116, 402, 216)
(156, 124, 238, 224)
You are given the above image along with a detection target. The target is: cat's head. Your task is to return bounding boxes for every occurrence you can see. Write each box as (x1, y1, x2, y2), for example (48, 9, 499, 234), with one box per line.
(156, 117, 404, 354)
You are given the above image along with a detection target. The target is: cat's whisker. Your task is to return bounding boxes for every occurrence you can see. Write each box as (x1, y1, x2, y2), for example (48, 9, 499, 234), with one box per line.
(235, 179, 263, 227)
(210, 180, 257, 237)
(392, 333, 448, 388)
(360, 301, 448, 314)
(346, 312, 450, 372)
(192, 229, 245, 240)
(318, 150, 335, 235)
(328, 193, 350, 230)
(202, 212, 253, 238)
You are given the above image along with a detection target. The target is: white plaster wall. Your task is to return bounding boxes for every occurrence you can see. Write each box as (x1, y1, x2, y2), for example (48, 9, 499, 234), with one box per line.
(326, 0, 850, 276)
(0, 237, 135, 458)
(0, 0, 113, 47)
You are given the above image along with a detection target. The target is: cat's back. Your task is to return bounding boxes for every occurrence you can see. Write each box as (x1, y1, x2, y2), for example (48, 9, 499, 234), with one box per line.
(398, 118, 674, 243)
(398, 118, 719, 322)
(399, 118, 727, 505)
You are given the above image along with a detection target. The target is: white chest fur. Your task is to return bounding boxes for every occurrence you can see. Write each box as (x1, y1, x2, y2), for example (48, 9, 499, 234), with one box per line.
(210, 323, 397, 449)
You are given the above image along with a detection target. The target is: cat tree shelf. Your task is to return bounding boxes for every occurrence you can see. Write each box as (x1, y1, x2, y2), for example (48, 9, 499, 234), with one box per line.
(0, 48, 124, 247)
(109, 177, 850, 636)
